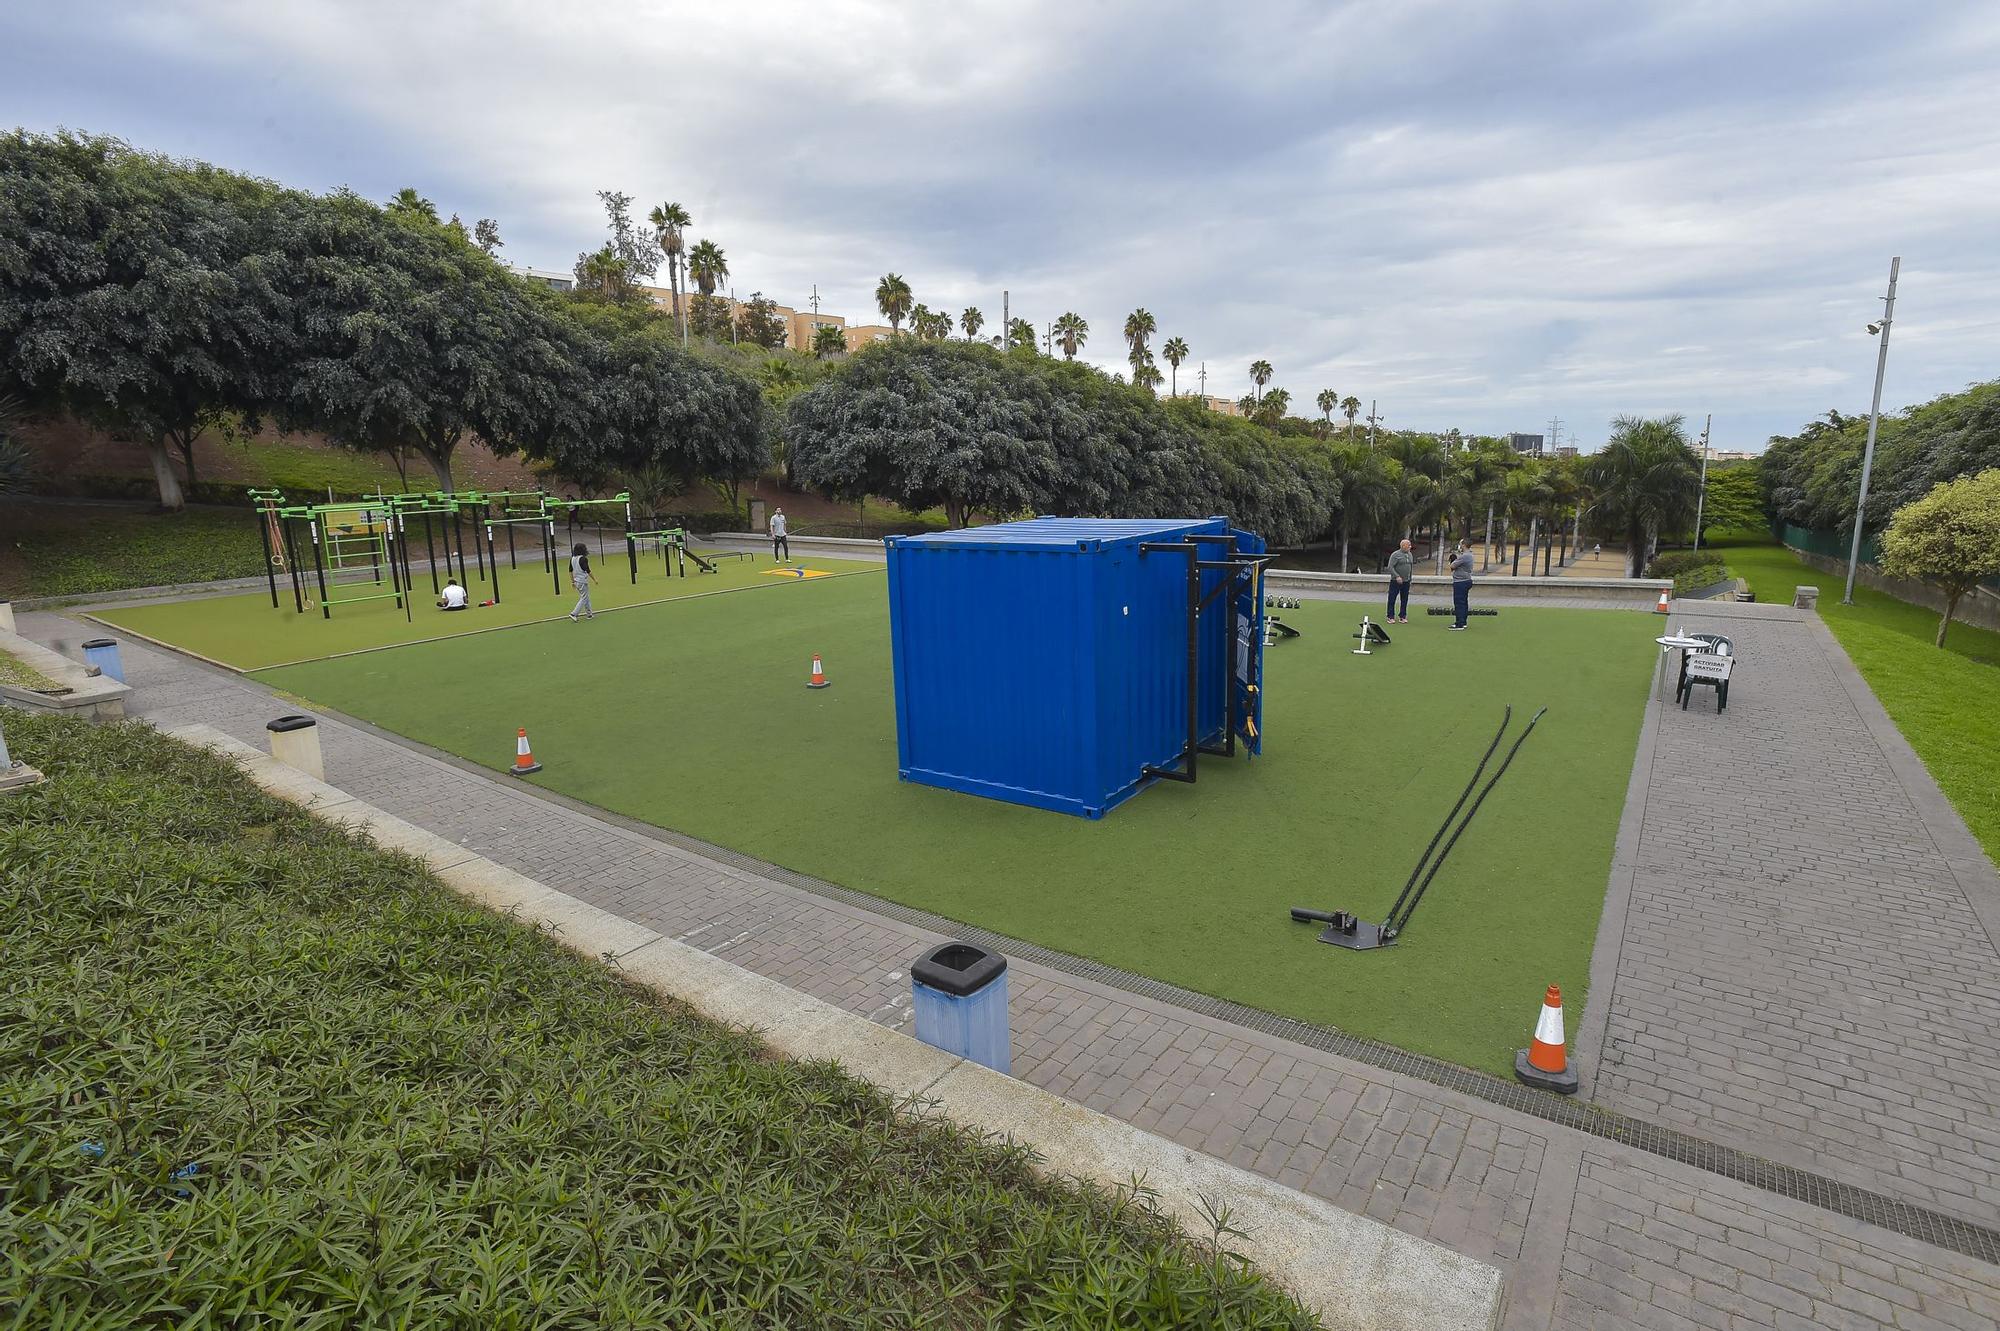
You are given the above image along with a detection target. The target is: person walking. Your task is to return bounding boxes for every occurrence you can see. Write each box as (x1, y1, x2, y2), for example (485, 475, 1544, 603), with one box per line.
(567, 542, 596, 621)
(1449, 540, 1474, 630)
(1386, 538, 1414, 624)
(770, 506, 789, 563)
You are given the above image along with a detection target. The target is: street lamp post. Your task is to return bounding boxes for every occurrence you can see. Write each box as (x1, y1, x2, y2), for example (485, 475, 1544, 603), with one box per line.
(1690, 414, 1712, 559)
(1844, 257, 1900, 605)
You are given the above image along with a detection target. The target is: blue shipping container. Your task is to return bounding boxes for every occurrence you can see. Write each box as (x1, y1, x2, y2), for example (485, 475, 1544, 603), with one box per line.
(885, 517, 1268, 818)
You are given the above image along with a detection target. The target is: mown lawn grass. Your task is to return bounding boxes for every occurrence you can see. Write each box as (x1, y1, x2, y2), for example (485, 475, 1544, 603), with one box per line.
(1, 502, 268, 599)
(262, 573, 1656, 1076)
(0, 713, 1316, 1330)
(1709, 532, 2000, 864)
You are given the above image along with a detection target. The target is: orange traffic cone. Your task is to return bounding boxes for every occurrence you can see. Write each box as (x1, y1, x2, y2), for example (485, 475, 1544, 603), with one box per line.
(806, 654, 830, 689)
(509, 726, 543, 776)
(1514, 984, 1579, 1093)
(1654, 589, 1671, 614)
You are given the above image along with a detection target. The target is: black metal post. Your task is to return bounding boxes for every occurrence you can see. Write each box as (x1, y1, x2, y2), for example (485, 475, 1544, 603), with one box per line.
(548, 520, 561, 596)
(256, 501, 279, 608)
(283, 516, 306, 615)
(310, 518, 331, 620)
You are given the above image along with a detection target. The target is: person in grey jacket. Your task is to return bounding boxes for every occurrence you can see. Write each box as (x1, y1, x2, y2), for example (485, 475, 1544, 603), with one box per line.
(1449, 541, 1475, 629)
(1386, 538, 1414, 623)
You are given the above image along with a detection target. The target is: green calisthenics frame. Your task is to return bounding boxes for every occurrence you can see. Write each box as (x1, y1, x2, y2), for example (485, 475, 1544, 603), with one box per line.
(483, 492, 630, 606)
(274, 499, 409, 621)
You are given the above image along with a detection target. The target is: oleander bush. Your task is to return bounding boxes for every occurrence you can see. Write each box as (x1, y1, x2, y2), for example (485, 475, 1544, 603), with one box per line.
(0, 713, 1316, 1330)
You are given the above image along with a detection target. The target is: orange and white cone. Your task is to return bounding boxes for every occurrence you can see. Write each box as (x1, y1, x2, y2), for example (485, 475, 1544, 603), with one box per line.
(509, 726, 543, 776)
(1514, 984, 1579, 1094)
(1654, 589, 1671, 614)
(806, 654, 830, 689)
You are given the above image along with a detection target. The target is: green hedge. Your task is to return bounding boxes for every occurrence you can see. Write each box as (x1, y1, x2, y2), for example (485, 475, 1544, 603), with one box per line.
(0, 714, 1317, 1330)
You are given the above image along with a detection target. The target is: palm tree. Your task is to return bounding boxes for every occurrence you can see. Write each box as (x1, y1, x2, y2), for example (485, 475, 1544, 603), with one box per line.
(1258, 387, 1292, 422)
(579, 245, 625, 300)
(961, 307, 984, 341)
(875, 273, 914, 334)
(1005, 317, 1036, 350)
(1340, 395, 1361, 436)
(387, 187, 437, 223)
(687, 240, 727, 296)
(1053, 312, 1089, 359)
(1316, 389, 1338, 435)
(811, 324, 847, 358)
(647, 202, 691, 342)
(1132, 350, 1164, 394)
(910, 303, 935, 339)
(1586, 415, 1702, 575)
(1123, 308, 1156, 381)
(1161, 337, 1189, 396)
(1249, 360, 1273, 403)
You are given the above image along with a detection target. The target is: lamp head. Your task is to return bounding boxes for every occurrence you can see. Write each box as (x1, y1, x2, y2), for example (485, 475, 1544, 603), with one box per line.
(1866, 322, 1882, 335)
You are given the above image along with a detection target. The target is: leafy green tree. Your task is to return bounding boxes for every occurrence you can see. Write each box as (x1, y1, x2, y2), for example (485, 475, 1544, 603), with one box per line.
(1878, 469, 2000, 647)
(1695, 462, 1766, 538)
(1585, 415, 1702, 575)
(1248, 359, 1273, 404)
(0, 391, 32, 493)
(647, 202, 691, 341)
(874, 273, 913, 334)
(472, 217, 503, 256)
(1161, 336, 1188, 396)
(1053, 312, 1088, 359)
(788, 339, 1060, 527)
(581, 325, 768, 522)
(812, 324, 847, 358)
(1763, 384, 2000, 538)
(573, 190, 661, 306)
(734, 292, 789, 349)
(960, 307, 984, 341)
(0, 132, 287, 510)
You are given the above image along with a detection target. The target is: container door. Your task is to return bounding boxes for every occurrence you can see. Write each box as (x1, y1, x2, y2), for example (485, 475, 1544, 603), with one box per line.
(1229, 528, 1265, 755)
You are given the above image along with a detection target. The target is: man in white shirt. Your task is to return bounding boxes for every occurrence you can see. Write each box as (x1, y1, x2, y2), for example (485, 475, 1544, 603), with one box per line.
(769, 507, 789, 563)
(437, 581, 468, 611)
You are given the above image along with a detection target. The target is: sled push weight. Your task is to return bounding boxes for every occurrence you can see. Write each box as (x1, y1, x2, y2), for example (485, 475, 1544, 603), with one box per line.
(1291, 705, 1548, 951)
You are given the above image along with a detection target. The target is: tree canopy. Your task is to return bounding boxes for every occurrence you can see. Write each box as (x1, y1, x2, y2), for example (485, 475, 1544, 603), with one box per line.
(1878, 468, 2000, 647)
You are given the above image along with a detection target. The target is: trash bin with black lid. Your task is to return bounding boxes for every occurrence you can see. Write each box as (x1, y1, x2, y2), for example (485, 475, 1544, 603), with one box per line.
(80, 638, 125, 683)
(911, 941, 1010, 1073)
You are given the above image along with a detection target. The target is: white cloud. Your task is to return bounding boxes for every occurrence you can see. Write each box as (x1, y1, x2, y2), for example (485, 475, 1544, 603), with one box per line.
(6, 0, 1998, 450)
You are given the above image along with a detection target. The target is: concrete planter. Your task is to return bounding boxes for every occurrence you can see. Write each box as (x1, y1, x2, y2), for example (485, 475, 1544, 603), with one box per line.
(0, 629, 132, 719)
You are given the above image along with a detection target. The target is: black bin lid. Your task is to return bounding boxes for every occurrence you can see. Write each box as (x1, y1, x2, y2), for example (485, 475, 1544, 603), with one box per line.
(266, 715, 318, 733)
(911, 942, 1006, 996)
(81, 638, 117, 649)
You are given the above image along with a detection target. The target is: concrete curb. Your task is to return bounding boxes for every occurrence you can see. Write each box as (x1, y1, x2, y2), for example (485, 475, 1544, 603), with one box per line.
(0, 627, 133, 718)
(166, 722, 1505, 1331)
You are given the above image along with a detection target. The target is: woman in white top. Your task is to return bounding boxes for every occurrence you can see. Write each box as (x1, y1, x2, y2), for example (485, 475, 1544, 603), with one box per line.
(568, 544, 596, 621)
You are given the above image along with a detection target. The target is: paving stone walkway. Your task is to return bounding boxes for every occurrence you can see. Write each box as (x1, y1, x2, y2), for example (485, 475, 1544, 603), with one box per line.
(19, 599, 2000, 1331)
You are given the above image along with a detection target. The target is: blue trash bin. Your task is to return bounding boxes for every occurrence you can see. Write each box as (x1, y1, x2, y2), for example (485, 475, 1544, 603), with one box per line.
(911, 942, 1010, 1074)
(80, 638, 125, 683)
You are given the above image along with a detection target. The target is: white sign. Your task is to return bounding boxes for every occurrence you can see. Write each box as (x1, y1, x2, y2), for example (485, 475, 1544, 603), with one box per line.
(1684, 653, 1733, 682)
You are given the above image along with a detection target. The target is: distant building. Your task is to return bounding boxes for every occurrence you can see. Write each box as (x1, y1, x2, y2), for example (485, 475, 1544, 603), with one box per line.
(1196, 395, 1242, 417)
(1554, 445, 1579, 459)
(843, 323, 896, 350)
(1708, 450, 1759, 462)
(1508, 432, 1545, 455)
(515, 264, 574, 293)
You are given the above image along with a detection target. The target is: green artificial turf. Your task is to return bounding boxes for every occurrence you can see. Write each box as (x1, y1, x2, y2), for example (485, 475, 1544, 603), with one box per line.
(1710, 533, 2000, 864)
(93, 554, 878, 670)
(263, 574, 1656, 1075)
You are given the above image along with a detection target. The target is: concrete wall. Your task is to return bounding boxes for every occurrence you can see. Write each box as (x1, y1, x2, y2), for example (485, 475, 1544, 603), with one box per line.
(1787, 546, 2000, 634)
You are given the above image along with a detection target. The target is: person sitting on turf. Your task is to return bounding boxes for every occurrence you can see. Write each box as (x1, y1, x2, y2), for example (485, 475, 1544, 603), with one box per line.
(1386, 537, 1414, 624)
(436, 580, 468, 611)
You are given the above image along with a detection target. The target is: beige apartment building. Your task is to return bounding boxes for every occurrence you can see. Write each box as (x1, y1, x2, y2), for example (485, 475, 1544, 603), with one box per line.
(1195, 395, 1242, 417)
(635, 285, 863, 354)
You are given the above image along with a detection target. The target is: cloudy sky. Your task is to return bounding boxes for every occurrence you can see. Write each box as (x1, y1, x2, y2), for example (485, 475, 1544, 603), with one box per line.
(7, 1, 1998, 451)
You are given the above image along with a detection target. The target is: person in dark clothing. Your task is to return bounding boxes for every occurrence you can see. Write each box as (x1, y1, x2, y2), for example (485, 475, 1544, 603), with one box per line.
(1386, 538, 1414, 623)
(1449, 542, 1474, 629)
